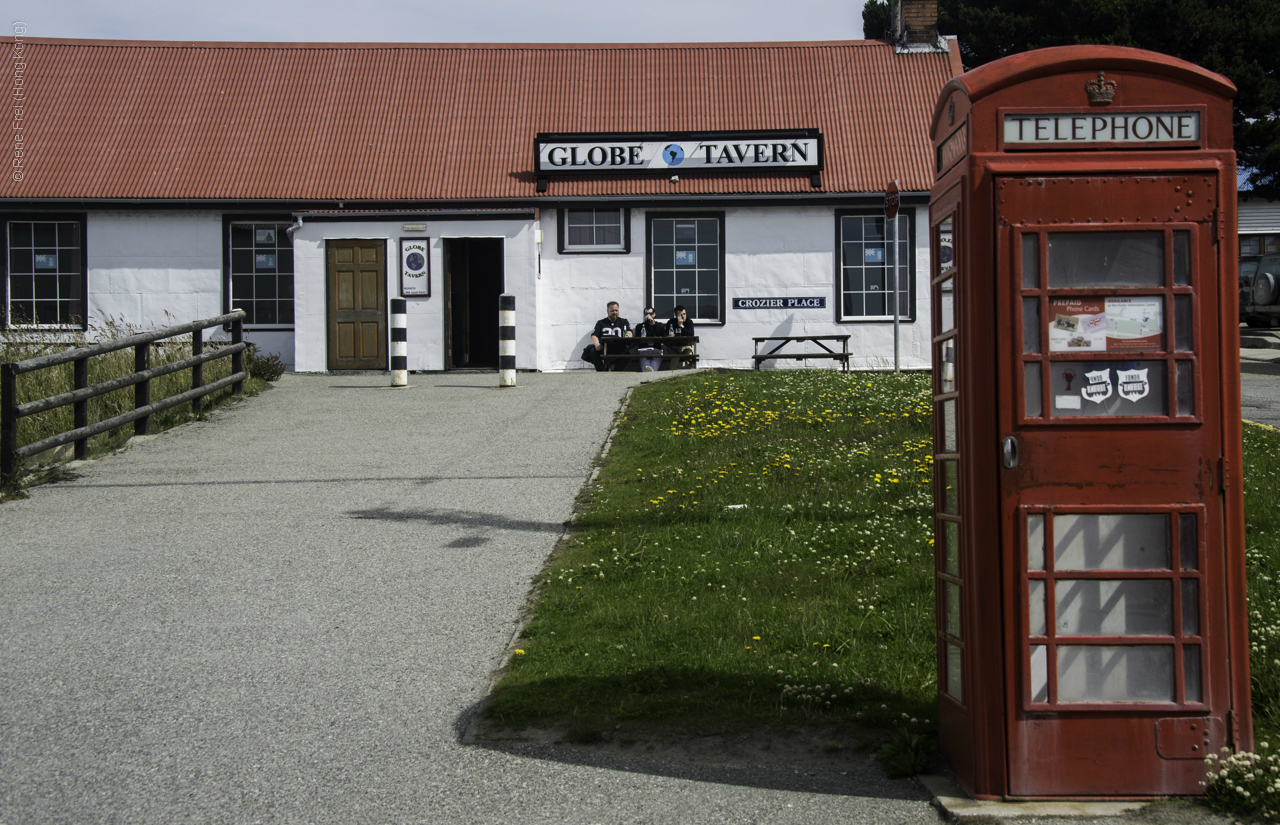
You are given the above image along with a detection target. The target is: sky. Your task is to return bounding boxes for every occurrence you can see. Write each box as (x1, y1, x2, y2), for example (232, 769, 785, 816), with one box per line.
(7, 0, 870, 43)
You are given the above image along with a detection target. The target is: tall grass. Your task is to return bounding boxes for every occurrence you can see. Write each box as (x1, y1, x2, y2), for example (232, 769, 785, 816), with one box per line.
(1, 317, 261, 473)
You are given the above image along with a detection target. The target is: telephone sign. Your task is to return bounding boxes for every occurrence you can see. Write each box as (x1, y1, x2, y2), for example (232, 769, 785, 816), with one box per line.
(927, 45, 1248, 799)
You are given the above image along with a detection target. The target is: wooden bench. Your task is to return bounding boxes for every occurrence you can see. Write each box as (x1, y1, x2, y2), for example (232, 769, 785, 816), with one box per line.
(752, 335, 851, 372)
(598, 336, 699, 370)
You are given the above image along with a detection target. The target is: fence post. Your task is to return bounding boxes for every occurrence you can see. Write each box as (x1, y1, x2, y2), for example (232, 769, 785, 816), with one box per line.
(134, 343, 151, 436)
(231, 316, 244, 396)
(2, 363, 16, 482)
(73, 357, 88, 460)
(390, 298, 407, 387)
(499, 293, 516, 388)
(191, 329, 203, 417)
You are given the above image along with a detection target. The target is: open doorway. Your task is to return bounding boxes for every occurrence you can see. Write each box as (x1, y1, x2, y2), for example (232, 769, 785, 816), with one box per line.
(443, 238, 504, 369)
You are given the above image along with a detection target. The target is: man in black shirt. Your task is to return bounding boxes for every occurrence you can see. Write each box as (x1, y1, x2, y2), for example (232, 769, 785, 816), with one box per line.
(584, 301, 632, 371)
(665, 304, 695, 368)
(633, 306, 666, 372)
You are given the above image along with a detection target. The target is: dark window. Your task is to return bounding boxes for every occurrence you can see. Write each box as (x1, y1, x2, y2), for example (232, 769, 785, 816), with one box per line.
(838, 210, 915, 322)
(6, 218, 86, 327)
(559, 208, 629, 253)
(229, 222, 294, 326)
(648, 213, 724, 322)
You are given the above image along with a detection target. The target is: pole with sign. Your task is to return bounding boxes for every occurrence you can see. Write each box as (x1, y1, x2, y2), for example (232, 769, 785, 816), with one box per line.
(885, 179, 900, 372)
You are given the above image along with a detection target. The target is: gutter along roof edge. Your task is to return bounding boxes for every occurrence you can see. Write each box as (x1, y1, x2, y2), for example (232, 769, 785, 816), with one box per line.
(0, 191, 934, 212)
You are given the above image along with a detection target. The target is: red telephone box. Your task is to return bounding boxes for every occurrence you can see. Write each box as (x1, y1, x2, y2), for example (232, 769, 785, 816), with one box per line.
(928, 45, 1250, 798)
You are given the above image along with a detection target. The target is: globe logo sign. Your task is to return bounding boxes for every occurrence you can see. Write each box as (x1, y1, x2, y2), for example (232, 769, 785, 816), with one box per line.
(662, 144, 685, 166)
(406, 252, 425, 272)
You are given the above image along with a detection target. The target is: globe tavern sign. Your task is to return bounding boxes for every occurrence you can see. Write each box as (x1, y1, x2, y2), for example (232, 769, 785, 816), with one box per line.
(534, 130, 824, 174)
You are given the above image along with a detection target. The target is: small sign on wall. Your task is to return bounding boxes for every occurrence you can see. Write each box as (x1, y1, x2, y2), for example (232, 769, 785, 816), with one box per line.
(733, 297, 827, 310)
(400, 237, 430, 297)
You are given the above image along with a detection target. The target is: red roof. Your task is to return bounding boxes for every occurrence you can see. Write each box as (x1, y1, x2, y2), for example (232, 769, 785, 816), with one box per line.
(6, 38, 962, 202)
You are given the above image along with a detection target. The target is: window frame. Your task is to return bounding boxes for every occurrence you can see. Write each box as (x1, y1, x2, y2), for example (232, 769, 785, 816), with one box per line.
(1020, 504, 1208, 711)
(222, 214, 296, 329)
(2, 213, 89, 331)
(835, 208, 917, 324)
(557, 207, 630, 254)
(645, 211, 726, 326)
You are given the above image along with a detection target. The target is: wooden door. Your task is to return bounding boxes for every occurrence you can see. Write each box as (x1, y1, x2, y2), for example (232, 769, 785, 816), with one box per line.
(997, 175, 1230, 796)
(327, 240, 387, 370)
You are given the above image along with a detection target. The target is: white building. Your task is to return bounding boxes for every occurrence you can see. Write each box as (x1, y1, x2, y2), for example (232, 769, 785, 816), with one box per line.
(4, 17, 960, 372)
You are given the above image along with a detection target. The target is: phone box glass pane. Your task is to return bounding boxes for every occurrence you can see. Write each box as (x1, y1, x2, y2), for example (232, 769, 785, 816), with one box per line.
(1179, 514, 1198, 570)
(1173, 231, 1191, 286)
(1023, 298, 1040, 353)
(1184, 645, 1202, 702)
(938, 279, 955, 332)
(1182, 579, 1199, 636)
(1048, 231, 1164, 287)
(1022, 234, 1040, 289)
(945, 581, 961, 637)
(1176, 361, 1195, 416)
(1049, 361, 1166, 418)
(1058, 645, 1174, 702)
(1027, 513, 1045, 570)
(1024, 363, 1042, 417)
(941, 460, 958, 514)
(1031, 645, 1049, 702)
(940, 398, 956, 452)
(1054, 513, 1169, 570)
(944, 520, 959, 576)
(946, 643, 963, 702)
(1055, 579, 1172, 635)
(1029, 580, 1046, 636)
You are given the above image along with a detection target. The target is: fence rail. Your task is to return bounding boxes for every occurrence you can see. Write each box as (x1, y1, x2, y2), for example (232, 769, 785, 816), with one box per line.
(2, 310, 246, 481)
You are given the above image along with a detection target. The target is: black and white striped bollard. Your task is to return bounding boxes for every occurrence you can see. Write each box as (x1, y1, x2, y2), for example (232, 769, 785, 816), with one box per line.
(390, 298, 407, 387)
(499, 293, 516, 387)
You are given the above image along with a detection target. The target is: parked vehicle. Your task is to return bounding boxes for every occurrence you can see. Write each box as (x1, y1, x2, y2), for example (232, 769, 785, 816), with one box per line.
(1244, 253, 1280, 328)
(1241, 257, 1259, 321)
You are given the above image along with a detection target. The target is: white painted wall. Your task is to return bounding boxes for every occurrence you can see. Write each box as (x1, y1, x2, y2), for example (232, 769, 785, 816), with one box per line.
(291, 219, 537, 373)
(71, 206, 931, 375)
(87, 210, 222, 332)
(539, 205, 932, 372)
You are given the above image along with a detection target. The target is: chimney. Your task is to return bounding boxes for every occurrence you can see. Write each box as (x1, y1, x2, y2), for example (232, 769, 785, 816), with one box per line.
(892, 0, 939, 48)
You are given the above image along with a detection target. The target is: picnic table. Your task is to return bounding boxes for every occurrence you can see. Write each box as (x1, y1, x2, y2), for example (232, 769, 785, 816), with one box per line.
(752, 335, 851, 372)
(598, 336, 699, 370)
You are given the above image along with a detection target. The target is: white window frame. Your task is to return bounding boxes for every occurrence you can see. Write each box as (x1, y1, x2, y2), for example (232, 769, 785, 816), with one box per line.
(837, 209, 916, 323)
(559, 207, 629, 254)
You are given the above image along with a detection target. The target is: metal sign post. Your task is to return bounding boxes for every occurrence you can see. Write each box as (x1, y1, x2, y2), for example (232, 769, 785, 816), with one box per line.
(885, 179, 901, 372)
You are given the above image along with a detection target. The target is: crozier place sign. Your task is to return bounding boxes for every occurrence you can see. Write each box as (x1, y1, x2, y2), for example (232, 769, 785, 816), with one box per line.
(733, 297, 827, 310)
(1003, 111, 1200, 145)
(535, 130, 823, 174)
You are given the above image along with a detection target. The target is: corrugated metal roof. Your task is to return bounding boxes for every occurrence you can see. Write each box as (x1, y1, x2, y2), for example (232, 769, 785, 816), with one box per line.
(5, 38, 962, 202)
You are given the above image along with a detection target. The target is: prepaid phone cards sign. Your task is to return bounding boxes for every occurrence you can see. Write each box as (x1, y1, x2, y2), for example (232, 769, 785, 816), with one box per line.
(1049, 296, 1162, 352)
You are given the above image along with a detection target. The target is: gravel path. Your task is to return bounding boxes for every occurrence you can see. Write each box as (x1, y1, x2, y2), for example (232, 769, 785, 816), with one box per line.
(0, 371, 939, 825)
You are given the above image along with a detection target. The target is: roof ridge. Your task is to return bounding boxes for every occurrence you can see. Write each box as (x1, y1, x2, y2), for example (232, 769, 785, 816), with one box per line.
(23, 36, 888, 51)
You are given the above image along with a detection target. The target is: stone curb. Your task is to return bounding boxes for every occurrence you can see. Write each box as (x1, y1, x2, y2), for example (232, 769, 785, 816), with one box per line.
(1241, 336, 1280, 350)
(918, 774, 1147, 821)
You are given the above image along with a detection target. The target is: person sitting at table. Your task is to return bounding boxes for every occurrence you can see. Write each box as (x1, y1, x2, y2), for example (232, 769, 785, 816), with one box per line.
(664, 304, 695, 368)
(583, 300, 632, 371)
(633, 306, 666, 372)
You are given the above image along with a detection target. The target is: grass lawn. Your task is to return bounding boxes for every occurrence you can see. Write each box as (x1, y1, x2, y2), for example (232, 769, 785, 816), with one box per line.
(486, 368, 1280, 754)
(1242, 421, 1280, 746)
(486, 368, 937, 737)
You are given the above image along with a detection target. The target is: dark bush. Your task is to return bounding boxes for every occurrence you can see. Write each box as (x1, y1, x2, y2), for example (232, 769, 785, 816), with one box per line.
(244, 343, 287, 382)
